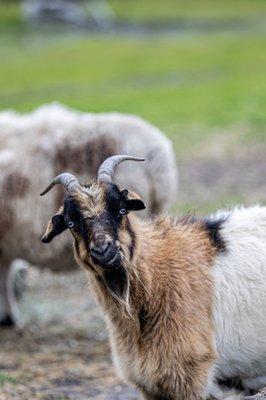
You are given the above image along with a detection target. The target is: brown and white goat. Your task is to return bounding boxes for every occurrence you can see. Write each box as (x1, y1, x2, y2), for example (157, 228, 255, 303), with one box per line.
(41, 156, 266, 400)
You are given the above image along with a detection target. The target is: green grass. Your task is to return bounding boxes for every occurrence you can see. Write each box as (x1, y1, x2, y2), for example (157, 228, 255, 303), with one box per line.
(110, 0, 266, 23)
(0, 31, 265, 155)
(3, 0, 266, 26)
(173, 194, 248, 215)
(0, 372, 17, 385)
(0, 2, 24, 31)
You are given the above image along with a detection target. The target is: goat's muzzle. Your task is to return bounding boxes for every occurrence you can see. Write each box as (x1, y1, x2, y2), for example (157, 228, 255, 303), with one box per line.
(89, 235, 121, 269)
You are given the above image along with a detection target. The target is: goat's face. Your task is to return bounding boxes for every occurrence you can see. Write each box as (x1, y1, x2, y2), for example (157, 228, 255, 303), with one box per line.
(42, 156, 145, 282)
(41, 180, 145, 271)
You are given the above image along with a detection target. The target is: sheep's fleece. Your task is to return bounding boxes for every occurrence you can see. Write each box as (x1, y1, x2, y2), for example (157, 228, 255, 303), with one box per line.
(0, 103, 178, 325)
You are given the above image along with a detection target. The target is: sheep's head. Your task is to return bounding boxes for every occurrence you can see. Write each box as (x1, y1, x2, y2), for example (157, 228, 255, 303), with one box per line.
(41, 156, 145, 292)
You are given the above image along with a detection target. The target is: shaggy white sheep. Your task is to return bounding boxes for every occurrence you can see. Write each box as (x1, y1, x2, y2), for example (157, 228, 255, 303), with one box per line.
(0, 103, 178, 326)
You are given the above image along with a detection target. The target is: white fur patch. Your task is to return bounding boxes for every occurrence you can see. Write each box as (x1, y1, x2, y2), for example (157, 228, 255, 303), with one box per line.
(212, 206, 266, 391)
(0, 149, 14, 166)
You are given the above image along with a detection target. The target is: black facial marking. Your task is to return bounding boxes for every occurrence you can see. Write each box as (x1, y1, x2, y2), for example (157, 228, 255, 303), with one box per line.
(103, 183, 128, 238)
(64, 196, 89, 244)
(203, 216, 227, 252)
(106, 184, 127, 218)
(125, 218, 136, 260)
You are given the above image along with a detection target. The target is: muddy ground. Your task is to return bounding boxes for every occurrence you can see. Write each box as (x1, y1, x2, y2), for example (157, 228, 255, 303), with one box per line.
(0, 141, 265, 400)
(0, 269, 139, 400)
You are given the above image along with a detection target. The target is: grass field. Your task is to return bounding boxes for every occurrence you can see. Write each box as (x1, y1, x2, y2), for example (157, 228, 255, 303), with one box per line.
(0, 1, 266, 212)
(2, 0, 266, 25)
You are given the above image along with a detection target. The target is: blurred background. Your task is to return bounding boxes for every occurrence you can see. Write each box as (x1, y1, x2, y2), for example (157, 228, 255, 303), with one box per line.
(0, 1, 266, 399)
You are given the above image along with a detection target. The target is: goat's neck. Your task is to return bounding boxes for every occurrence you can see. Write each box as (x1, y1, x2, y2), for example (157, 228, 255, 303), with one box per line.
(87, 215, 172, 328)
(87, 213, 215, 337)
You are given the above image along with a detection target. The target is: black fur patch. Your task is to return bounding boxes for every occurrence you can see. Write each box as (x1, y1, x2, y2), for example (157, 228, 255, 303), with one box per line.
(120, 189, 146, 211)
(138, 305, 148, 333)
(154, 394, 174, 400)
(104, 183, 127, 237)
(203, 216, 227, 252)
(105, 183, 145, 217)
(125, 218, 136, 260)
(217, 376, 244, 392)
(105, 184, 126, 218)
(104, 265, 128, 301)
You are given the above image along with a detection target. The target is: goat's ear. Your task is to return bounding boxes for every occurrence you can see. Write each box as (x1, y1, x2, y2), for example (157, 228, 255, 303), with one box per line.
(121, 189, 146, 211)
(41, 208, 67, 243)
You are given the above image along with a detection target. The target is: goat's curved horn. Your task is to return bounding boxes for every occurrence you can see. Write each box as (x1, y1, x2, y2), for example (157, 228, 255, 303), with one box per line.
(40, 173, 81, 196)
(98, 155, 145, 183)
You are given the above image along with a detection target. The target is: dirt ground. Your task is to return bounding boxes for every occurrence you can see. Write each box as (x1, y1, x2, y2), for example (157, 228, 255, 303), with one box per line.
(0, 270, 139, 400)
(0, 141, 265, 400)
(178, 136, 266, 212)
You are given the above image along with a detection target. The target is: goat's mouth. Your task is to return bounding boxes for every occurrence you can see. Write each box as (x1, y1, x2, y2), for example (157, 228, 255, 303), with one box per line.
(90, 250, 122, 270)
(105, 251, 122, 269)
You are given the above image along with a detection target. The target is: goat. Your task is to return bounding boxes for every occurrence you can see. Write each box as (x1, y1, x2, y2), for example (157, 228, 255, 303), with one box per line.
(0, 104, 178, 327)
(41, 155, 266, 400)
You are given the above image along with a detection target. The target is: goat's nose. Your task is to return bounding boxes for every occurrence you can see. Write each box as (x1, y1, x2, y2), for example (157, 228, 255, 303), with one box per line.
(91, 242, 109, 256)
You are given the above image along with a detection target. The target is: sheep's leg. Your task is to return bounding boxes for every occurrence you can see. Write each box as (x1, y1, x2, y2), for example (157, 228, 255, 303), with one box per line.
(0, 261, 28, 327)
(0, 263, 15, 326)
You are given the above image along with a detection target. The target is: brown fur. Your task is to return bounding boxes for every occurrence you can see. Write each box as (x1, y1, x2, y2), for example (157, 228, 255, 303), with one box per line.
(53, 137, 118, 208)
(60, 185, 218, 400)
(54, 137, 118, 176)
(0, 201, 13, 241)
(2, 172, 30, 198)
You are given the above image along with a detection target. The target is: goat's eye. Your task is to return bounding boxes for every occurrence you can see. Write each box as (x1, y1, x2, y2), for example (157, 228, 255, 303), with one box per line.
(68, 221, 75, 229)
(119, 208, 127, 216)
